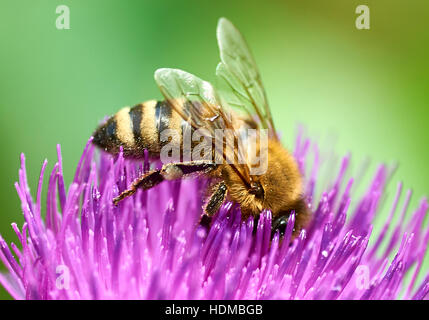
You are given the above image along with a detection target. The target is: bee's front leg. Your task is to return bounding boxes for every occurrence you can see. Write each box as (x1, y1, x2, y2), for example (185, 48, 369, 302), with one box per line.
(204, 182, 228, 216)
(199, 181, 228, 230)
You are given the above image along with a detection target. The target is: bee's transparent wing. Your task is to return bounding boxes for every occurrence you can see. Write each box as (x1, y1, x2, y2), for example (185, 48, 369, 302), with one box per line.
(154, 68, 231, 135)
(216, 17, 277, 138)
(154, 68, 251, 182)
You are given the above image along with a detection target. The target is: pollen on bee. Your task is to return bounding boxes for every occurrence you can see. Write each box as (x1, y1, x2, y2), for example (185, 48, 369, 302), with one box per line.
(162, 165, 183, 180)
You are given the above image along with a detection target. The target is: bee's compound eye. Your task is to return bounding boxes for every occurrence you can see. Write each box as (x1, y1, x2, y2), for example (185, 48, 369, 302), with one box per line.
(271, 216, 288, 238)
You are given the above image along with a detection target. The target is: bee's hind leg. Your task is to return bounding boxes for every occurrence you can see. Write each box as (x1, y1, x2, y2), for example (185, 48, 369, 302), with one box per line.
(113, 161, 216, 205)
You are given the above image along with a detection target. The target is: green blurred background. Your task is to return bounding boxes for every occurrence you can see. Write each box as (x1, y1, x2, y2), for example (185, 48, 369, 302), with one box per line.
(0, 1, 428, 299)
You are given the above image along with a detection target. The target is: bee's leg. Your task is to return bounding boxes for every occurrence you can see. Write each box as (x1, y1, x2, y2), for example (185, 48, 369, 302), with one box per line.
(292, 197, 311, 238)
(113, 161, 216, 205)
(203, 182, 228, 217)
(199, 182, 228, 230)
(252, 214, 260, 235)
(113, 170, 164, 205)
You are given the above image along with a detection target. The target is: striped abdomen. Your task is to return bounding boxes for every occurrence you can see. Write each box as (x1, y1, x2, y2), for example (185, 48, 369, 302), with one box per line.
(93, 100, 191, 158)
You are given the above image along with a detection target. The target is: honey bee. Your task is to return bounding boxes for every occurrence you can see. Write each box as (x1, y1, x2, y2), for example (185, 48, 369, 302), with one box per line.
(93, 18, 310, 237)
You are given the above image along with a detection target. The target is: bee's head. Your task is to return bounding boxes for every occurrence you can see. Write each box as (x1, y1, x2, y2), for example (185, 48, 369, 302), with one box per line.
(254, 140, 303, 212)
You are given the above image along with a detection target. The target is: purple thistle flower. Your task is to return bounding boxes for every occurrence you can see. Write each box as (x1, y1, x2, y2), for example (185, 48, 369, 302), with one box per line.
(0, 131, 428, 300)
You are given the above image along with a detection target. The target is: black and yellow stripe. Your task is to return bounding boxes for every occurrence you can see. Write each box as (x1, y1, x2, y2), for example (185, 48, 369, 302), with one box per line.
(93, 100, 188, 159)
